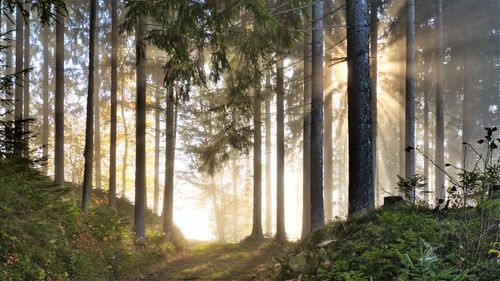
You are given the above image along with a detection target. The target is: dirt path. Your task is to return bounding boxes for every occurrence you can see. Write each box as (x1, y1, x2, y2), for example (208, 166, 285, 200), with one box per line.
(134, 240, 286, 281)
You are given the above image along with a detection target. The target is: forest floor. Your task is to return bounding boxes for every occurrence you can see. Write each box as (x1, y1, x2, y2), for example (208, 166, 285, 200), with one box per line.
(132, 240, 287, 281)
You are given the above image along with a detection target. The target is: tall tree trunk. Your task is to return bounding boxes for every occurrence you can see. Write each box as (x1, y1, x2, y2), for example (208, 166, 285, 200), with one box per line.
(301, 7, 312, 239)
(264, 77, 272, 236)
(23, 6, 30, 145)
(93, 3, 102, 190)
(276, 59, 286, 241)
(14, 5, 23, 148)
(406, 0, 416, 202)
(435, 0, 445, 203)
(135, 16, 147, 240)
(42, 25, 49, 175)
(423, 49, 431, 203)
(249, 85, 264, 241)
(108, 0, 118, 208)
(346, 0, 374, 215)
(163, 93, 176, 235)
(310, 0, 324, 231)
(370, 0, 378, 205)
(82, 0, 97, 212)
(54, 6, 65, 185)
(231, 155, 238, 241)
(5, 9, 13, 121)
(323, 0, 334, 221)
(153, 87, 160, 214)
(120, 73, 128, 198)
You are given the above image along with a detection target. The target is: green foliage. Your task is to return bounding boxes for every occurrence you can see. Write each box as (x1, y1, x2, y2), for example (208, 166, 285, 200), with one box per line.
(0, 161, 179, 280)
(396, 174, 428, 201)
(276, 206, 499, 280)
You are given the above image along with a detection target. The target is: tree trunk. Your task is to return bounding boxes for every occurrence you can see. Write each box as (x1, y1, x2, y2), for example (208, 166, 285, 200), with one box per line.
(14, 5, 23, 148)
(231, 155, 238, 241)
(163, 93, 176, 235)
(82, 0, 97, 212)
(5, 8, 13, 121)
(153, 86, 160, 214)
(42, 25, 49, 175)
(23, 6, 30, 145)
(423, 49, 431, 203)
(406, 0, 416, 202)
(276, 59, 285, 241)
(323, 0, 334, 221)
(264, 77, 272, 236)
(462, 21, 472, 171)
(93, 4, 102, 190)
(134, 16, 147, 240)
(370, 0, 378, 205)
(108, 0, 118, 208)
(121, 73, 128, 198)
(54, 7, 65, 185)
(301, 7, 312, 239)
(310, 0, 324, 231)
(346, 0, 374, 215)
(435, 0, 445, 203)
(249, 85, 264, 241)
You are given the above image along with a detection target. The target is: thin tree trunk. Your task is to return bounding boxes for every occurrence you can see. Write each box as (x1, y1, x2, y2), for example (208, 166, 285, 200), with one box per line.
(423, 49, 431, 203)
(154, 87, 160, 214)
(163, 93, 176, 235)
(135, 16, 147, 240)
(310, 0, 324, 231)
(250, 85, 264, 241)
(323, 0, 334, 221)
(82, 0, 97, 212)
(42, 25, 49, 175)
(406, 0, 416, 202)
(14, 5, 23, 148)
(54, 7, 65, 185)
(120, 73, 128, 198)
(276, 59, 285, 241)
(23, 6, 30, 145)
(462, 22, 472, 171)
(108, 0, 118, 208)
(231, 155, 238, 241)
(5, 8, 13, 121)
(370, 0, 378, 205)
(94, 8, 102, 190)
(346, 0, 374, 215)
(435, 0, 445, 203)
(265, 76, 272, 237)
(301, 7, 312, 239)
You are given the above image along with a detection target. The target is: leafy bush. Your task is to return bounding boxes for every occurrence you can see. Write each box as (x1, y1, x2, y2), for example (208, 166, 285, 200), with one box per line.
(0, 160, 180, 280)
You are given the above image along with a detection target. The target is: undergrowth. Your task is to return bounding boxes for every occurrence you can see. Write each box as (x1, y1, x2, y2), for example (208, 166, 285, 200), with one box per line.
(0, 160, 182, 281)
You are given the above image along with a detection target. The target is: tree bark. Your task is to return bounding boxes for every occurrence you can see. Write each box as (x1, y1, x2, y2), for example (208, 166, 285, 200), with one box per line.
(108, 0, 118, 208)
(14, 5, 23, 148)
(435, 0, 445, 202)
(423, 49, 431, 203)
(23, 6, 30, 145)
(54, 7, 65, 185)
(82, 0, 97, 212)
(42, 25, 49, 175)
(346, 0, 374, 216)
(462, 19, 472, 171)
(231, 155, 238, 241)
(301, 7, 312, 239)
(406, 0, 416, 202)
(249, 85, 264, 241)
(153, 85, 160, 214)
(163, 93, 176, 235)
(120, 73, 128, 198)
(5, 8, 13, 121)
(93, 2, 102, 190)
(264, 77, 272, 236)
(310, 0, 324, 231)
(370, 0, 379, 205)
(323, 0, 334, 221)
(135, 16, 147, 240)
(276, 59, 285, 241)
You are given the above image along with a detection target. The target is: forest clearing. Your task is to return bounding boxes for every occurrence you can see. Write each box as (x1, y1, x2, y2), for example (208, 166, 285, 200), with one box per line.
(0, 0, 499, 280)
